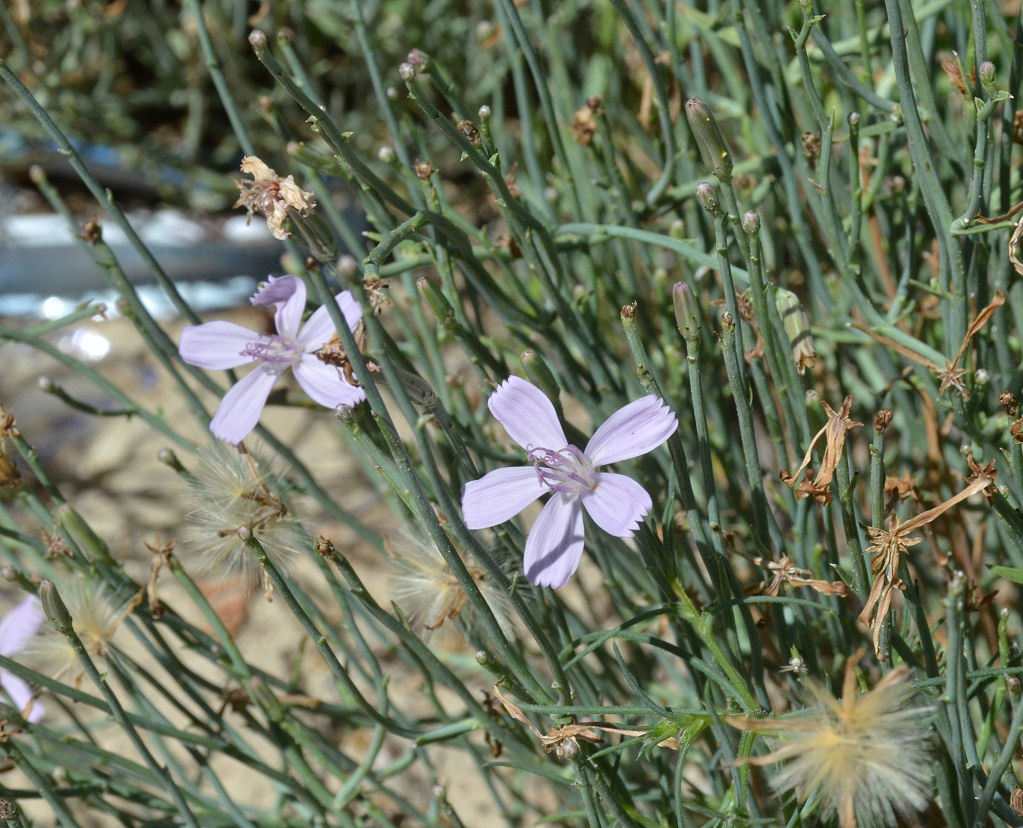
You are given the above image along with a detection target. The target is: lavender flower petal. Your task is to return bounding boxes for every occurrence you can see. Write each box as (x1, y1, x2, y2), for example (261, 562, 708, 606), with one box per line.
(1, 673, 42, 723)
(462, 466, 548, 529)
(210, 366, 280, 444)
(488, 376, 567, 452)
(298, 292, 363, 349)
(293, 356, 366, 409)
(179, 321, 259, 369)
(581, 472, 652, 537)
(252, 275, 306, 338)
(0, 597, 43, 657)
(0, 597, 44, 723)
(523, 495, 585, 589)
(585, 395, 677, 466)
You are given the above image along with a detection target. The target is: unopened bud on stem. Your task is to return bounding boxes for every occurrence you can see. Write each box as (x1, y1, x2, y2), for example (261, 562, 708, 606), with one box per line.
(695, 182, 722, 216)
(521, 350, 561, 406)
(39, 580, 73, 634)
(685, 97, 733, 181)
(672, 282, 701, 342)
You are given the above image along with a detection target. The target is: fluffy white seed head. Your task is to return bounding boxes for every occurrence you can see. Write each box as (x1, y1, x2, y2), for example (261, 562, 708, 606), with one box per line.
(732, 665, 934, 828)
(181, 444, 305, 593)
(22, 579, 134, 682)
(387, 529, 513, 644)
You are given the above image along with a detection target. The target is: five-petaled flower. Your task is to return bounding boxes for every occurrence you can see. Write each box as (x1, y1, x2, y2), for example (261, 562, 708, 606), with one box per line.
(180, 275, 365, 444)
(461, 376, 677, 588)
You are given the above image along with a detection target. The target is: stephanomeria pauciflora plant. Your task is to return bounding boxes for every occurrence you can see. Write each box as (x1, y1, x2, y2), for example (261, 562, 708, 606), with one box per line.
(0, 0, 1021, 825)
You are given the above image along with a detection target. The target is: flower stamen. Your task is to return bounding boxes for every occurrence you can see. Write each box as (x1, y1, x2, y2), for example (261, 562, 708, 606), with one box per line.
(528, 444, 598, 495)
(239, 335, 304, 369)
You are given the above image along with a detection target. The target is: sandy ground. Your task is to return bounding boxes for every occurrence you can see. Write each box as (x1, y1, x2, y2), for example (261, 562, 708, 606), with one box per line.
(0, 306, 527, 825)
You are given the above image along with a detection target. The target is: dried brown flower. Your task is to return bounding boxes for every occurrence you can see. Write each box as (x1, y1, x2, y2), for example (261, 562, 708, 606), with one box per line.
(746, 555, 848, 600)
(0, 406, 20, 500)
(413, 159, 434, 180)
(802, 131, 821, 161)
(883, 470, 918, 513)
(456, 119, 481, 147)
(744, 554, 847, 626)
(234, 156, 316, 241)
(940, 56, 971, 97)
(363, 274, 392, 314)
(781, 396, 861, 505)
(572, 97, 602, 145)
(491, 682, 679, 760)
(999, 390, 1018, 417)
(852, 291, 1003, 399)
(859, 475, 993, 656)
(314, 328, 380, 388)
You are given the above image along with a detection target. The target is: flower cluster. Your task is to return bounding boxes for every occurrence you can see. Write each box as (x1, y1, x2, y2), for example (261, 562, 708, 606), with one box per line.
(180, 275, 365, 444)
(461, 376, 676, 588)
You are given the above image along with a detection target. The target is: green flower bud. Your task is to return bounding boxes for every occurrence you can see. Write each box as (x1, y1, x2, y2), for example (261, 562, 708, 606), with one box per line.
(520, 350, 561, 406)
(672, 282, 701, 342)
(685, 97, 733, 181)
(695, 182, 722, 216)
(775, 287, 816, 375)
(38, 580, 73, 635)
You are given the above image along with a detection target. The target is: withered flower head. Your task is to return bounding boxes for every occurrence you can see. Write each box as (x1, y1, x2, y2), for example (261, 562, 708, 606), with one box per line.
(940, 55, 971, 97)
(0, 405, 20, 500)
(999, 389, 1018, 417)
(859, 475, 993, 656)
(744, 554, 847, 627)
(852, 292, 1003, 400)
(572, 97, 601, 146)
(413, 159, 434, 180)
(781, 396, 861, 505)
(728, 659, 934, 828)
(746, 555, 848, 600)
(456, 119, 481, 147)
(234, 156, 316, 241)
(802, 130, 821, 161)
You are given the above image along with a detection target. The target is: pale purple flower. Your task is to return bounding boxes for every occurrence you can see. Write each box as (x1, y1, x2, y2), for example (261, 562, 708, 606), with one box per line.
(0, 596, 44, 722)
(462, 376, 677, 589)
(179, 275, 365, 444)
